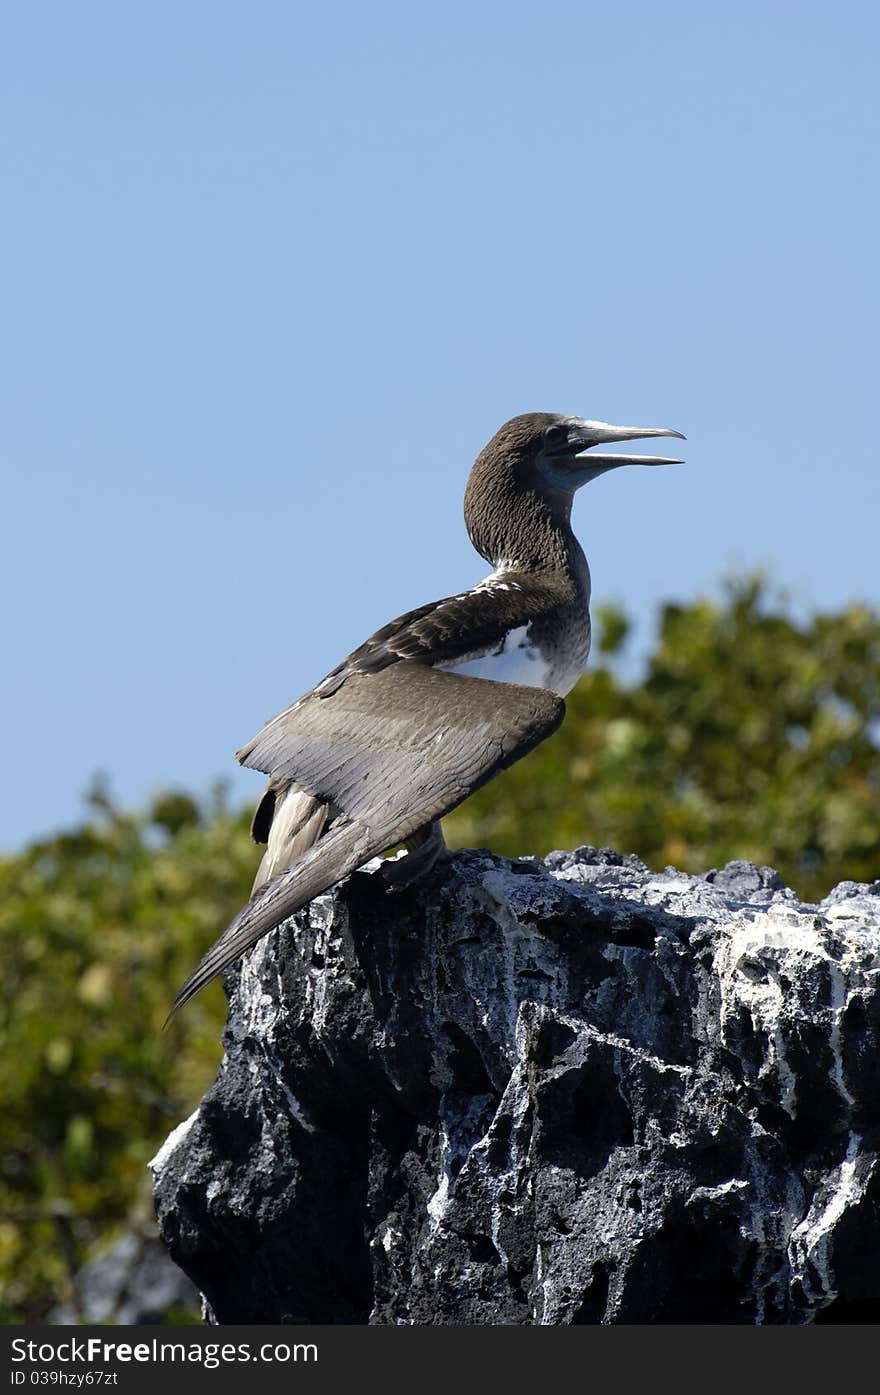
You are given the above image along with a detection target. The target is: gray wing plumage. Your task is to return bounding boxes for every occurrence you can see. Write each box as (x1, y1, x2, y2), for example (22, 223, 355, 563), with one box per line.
(170, 664, 563, 1015)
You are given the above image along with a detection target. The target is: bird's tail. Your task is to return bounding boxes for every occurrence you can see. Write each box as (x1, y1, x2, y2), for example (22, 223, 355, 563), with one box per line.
(251, 784, 329, 892)
(166, 819, 371, 1021)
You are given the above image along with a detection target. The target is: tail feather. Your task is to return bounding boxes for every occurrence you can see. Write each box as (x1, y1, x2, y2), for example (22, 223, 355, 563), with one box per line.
(166, 820, 370, 1021)
(252, 784, 328, 892)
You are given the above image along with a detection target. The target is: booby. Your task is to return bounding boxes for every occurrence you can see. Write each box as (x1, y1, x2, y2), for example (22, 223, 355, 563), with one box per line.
(171, 412, 684, 1014)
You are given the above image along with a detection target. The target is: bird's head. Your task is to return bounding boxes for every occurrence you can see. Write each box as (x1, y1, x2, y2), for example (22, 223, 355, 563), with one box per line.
(464, 411, 685, 567)
(486, 411, 685, 494)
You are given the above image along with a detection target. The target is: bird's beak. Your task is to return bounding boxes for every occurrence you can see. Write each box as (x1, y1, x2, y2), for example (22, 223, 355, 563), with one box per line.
(565, 418, 686, 467)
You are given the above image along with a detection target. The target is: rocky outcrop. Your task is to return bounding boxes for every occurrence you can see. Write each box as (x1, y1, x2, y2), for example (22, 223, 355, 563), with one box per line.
(50, 1230, 199, 1325)
(152, 848, 880, 1324)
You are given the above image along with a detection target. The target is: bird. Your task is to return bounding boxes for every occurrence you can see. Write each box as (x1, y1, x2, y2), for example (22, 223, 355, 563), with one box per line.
(170, 411, 684, 1015)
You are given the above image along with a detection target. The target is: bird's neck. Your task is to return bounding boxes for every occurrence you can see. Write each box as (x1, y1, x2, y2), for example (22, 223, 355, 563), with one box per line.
(464, 469, 583, 579)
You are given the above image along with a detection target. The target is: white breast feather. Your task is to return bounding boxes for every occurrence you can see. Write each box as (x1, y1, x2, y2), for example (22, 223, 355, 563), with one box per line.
(435, 567, 590, 696)
(437, 624, 555, 691)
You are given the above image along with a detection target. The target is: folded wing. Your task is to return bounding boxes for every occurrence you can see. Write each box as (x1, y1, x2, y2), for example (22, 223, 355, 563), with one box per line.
(170, 664, 563, 1014)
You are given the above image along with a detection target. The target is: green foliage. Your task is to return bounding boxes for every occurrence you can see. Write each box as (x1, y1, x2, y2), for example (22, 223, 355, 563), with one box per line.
(447, 577, 880, 898)
(0, 783, 254, 1322)
(2, 577, 878, 1322)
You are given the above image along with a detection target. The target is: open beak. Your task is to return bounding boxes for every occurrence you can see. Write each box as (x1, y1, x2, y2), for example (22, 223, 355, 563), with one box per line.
(566, 418, 686, 467)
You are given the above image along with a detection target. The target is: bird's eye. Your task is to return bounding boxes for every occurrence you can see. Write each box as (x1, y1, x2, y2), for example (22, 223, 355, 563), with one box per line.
(544, 425, 568, 450)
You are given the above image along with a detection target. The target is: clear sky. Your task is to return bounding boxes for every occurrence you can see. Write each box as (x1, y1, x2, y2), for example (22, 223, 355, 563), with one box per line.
(2, 2, 878, 850)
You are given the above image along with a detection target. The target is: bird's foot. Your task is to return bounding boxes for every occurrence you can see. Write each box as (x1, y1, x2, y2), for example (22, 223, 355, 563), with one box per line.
(380, 822, 448, 890)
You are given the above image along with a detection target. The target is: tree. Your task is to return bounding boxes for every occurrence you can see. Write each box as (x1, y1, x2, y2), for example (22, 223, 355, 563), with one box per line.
(0, 783, 253, 1321)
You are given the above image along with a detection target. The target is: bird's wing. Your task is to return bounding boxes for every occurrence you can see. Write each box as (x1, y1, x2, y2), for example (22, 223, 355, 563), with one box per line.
(170, 664, 563, 1014)
(311, 574, 566, 695)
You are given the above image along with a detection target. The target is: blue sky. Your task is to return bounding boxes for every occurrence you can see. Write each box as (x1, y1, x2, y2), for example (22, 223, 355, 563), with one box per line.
(2, 2, 878, 849)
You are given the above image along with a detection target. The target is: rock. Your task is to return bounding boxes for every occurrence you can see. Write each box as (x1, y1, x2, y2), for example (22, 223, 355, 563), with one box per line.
(50, 1230, 200, 1325)
(152, 848, 880, 1325)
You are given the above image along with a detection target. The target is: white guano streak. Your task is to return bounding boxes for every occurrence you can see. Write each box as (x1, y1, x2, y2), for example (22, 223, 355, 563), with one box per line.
(788, 1132, 864, 1306)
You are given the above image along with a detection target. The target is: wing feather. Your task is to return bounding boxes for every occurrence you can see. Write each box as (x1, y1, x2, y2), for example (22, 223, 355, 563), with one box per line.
(311, 575, 566, 695)
(170, 666, 563, 1015)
